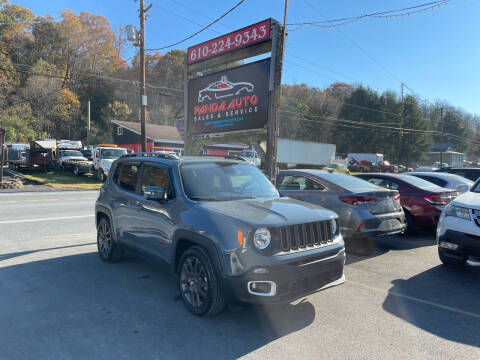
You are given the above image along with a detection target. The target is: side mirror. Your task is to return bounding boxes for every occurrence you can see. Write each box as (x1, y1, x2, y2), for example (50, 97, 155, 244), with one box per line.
(456, 184, 469, 194)
(144, 186, 165, 201)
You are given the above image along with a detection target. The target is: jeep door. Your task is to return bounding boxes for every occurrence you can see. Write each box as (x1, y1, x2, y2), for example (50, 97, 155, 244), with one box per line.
(111, 162, 141, 247)
(132, 163, 177, 262)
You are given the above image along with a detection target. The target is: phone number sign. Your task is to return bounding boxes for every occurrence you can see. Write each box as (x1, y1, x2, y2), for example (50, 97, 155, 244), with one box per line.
(187, 19, 271, 64)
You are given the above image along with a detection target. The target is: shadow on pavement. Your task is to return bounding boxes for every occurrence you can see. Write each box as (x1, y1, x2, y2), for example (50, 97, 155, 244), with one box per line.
(0, 252, 315, 359)
(346, 228, 437, 265)
(0, 243, 95, 261)
(383, 264, 480, 347)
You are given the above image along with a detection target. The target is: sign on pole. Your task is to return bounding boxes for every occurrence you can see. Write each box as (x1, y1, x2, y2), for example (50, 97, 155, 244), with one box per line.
(187, 59, 270, 136)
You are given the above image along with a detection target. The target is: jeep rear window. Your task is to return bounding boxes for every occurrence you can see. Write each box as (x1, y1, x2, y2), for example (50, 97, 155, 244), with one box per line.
(180, 162, 278, 201)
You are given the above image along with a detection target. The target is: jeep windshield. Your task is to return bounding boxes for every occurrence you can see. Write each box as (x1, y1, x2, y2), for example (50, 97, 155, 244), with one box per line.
(180, 162, 278, 201)
(60, 150, 83, 157)
(101, 149, 127, 159)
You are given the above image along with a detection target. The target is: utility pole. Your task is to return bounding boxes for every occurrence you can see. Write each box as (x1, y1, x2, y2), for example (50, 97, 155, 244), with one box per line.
(266, 0, 288, 184)
(87, 101, 90, 148)
(440, 106, 444, 167)
(138, 0, 152, 153)
(400, 83, 405, 167)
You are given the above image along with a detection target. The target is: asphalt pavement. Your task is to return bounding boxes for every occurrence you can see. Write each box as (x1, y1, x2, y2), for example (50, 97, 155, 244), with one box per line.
(1, 191, 479, 359)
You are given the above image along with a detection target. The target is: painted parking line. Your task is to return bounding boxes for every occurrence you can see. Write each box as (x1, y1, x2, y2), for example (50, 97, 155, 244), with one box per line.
(347, 279, 480, 319)
(0, 215, 95, 224)
(0, 197, 97, 204)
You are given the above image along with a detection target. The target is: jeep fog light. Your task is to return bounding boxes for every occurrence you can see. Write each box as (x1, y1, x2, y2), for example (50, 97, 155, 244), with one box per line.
(253, 228, 271, 249)
(440, 241, 458, 250)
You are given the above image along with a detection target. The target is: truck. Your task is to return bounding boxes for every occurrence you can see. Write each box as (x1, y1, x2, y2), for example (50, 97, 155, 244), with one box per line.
(56, 140, 88, 167)
(347, 153, 398, 173)
(276, 139, 336, 168)
(5, 144, 29, 170)
(92, 146, 128, 181)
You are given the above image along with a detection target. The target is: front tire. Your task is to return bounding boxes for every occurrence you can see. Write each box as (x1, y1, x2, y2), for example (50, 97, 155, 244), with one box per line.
(73, 165, 80, 176)
(178, 246, 225, 317)
(97, 217, 123, 262)
(97, 169, 105, 182)
(438, 248, 467, 267)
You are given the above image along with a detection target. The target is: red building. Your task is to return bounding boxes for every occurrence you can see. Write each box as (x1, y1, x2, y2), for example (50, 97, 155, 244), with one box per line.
(111, 120, 184, 154)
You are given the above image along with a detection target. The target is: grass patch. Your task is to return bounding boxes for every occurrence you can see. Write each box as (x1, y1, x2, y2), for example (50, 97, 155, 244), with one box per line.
(23, 170, 103, 190)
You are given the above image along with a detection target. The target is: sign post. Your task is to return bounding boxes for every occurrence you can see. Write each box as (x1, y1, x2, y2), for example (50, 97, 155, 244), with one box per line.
(0, 128, 5, 184)
(184, 18, 284, 183)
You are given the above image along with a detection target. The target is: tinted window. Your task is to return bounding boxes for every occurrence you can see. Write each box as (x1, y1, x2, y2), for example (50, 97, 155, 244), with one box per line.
(142, 165, 174, 200)
(101, 149, 128, 159)
(118, 164, 139, 193)
(311, 172, 377, 190)
(181, 162, 278, 200)
(416, 175, 447, 187)
(400, 175, 443, 190)
(365, 177, 400, 190)
(278, 175, 325, 191)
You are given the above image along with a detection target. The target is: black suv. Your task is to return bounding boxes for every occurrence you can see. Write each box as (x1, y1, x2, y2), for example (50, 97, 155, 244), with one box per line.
(95, 153, 345, 316)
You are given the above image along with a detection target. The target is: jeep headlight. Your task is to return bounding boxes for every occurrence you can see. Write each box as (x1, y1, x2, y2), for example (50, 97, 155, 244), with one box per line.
(331, 219, 338, 236)
(445, 205, 471, 220)
(253, 228, 271, 249)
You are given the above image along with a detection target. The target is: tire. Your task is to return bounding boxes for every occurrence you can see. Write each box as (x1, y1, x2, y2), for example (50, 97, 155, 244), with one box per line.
(73, 165, 80, 176)
(438, 248, 467, 267)
(97, 217, 123, 262)
(178, 246, 225, 317)
(403, 210, 415, 236)
(97, 169, 105, 182)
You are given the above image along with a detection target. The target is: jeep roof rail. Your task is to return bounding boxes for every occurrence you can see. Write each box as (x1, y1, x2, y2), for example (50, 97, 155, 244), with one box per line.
(120, 152, 180, 160)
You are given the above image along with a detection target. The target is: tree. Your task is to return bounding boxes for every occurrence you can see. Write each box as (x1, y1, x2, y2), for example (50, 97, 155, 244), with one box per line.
(0, 103, 46, 142)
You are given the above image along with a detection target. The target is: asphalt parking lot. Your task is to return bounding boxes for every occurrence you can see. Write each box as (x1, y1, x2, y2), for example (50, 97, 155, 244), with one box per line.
(1, 190, 479, 359)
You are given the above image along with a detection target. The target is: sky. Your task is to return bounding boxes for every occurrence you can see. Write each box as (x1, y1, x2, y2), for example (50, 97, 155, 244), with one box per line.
(12, 0, 480, 114)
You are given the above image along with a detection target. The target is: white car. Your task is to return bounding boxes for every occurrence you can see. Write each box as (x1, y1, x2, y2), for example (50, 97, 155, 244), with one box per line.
(437, 184, 480, 266)
(240, 149, 261, 167)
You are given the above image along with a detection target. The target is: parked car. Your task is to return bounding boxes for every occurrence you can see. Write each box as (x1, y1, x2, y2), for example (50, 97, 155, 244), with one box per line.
(239, 149, 261, 167)
(96, 154, 345, 316)
(409, 172, 473, 193)
(276, 170, 405, 241)
(378, 161, 397, 173)
(436, 167, 480, 182)
(324, 163, 350, 174)
(437, 181, 480, 266)
(58, 149, 87, 167)
(355, 173, 456, 230)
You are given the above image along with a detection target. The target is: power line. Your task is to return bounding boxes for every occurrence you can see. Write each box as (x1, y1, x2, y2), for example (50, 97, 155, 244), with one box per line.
(289, 1, 452, 28)
(155, 6, 223, 36)
(145, 0, 245, 51)
(169, 0, 234, 31)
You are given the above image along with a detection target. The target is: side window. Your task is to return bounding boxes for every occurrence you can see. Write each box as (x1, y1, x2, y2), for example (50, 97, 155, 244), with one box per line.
(419, 176, 446, 187)
(278, 175, 325, 191)
(142, 165, 174, 200)
(113, 164, 122, 184)
(118, 164, 139, 193)
(367, 178, 399, 190)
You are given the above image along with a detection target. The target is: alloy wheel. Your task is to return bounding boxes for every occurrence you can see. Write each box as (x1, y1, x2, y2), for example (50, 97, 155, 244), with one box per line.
(98, 220, 112, 258)
(180, 256, 209, 309)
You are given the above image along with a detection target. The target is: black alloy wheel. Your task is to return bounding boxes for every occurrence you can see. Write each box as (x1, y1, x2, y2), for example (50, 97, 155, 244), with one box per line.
(97, 218, 122, 262)
(438, 248, 467, 267)
(178, 246, 225, 316)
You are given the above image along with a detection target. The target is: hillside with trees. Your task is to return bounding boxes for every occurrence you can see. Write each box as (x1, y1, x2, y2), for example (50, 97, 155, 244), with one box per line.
(1, 0, 480, 163)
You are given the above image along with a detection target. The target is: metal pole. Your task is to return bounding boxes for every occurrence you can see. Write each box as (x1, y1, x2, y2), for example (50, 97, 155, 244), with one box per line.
(139, 0, 147, 153)
(440, 107, 444, 167)
(87, 100, 91, 147)
(266, 0, 289, 184)
(0, 129, 5, 184)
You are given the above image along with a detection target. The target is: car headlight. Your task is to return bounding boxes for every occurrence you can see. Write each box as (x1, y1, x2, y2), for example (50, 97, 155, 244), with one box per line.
(253, 228, 271, 249)
(445, 205, 471, 220)
(330, 219, 338, 236)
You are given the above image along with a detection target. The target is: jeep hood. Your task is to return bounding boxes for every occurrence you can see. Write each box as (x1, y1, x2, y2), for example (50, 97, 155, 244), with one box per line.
(62, 156, 87, 162)
(198, 197, 335, 226)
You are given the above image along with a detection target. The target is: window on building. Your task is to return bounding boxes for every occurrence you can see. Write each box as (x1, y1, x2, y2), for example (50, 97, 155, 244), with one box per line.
(117, 126, 123, 136)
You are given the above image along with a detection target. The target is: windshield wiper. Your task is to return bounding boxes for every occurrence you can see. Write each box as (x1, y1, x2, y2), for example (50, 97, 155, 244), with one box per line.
(189, 196, 223, 201)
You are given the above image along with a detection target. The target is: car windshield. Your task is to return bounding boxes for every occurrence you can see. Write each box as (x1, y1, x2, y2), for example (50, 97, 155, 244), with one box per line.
(61, 150, 83, 157)
(314, 171, 378, 190)
(180, 162, 278, 201)
(400, 175, 443, 189)
(101, 149, 127, 159)
(241, 150, 255, 157)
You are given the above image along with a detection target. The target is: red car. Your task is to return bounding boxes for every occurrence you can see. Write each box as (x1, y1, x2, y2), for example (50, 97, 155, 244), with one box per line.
(354, 173, 456, 230)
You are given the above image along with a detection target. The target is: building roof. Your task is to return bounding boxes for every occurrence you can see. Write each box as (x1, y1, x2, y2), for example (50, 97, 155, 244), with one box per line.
(112, 120, 183, 142)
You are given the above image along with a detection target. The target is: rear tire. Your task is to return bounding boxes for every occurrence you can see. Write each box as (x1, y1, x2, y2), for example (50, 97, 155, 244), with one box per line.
(97, 217, 123, 262)
(403, 210, 415, 236)
(178, 246, 225, 317)
(438, 248, 467, 267)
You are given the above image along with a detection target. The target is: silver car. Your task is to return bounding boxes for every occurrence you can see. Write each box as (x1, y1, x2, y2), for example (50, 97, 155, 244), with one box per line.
(409, 172, 473, 194)
(277, 170, 406, 241)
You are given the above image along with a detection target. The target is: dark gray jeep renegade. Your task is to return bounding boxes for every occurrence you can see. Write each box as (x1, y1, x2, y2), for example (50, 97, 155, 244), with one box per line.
(95, 153, 345, 316)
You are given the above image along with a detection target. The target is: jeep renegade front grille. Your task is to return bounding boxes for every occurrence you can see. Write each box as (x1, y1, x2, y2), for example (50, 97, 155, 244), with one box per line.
(277, 221, 333, 252)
